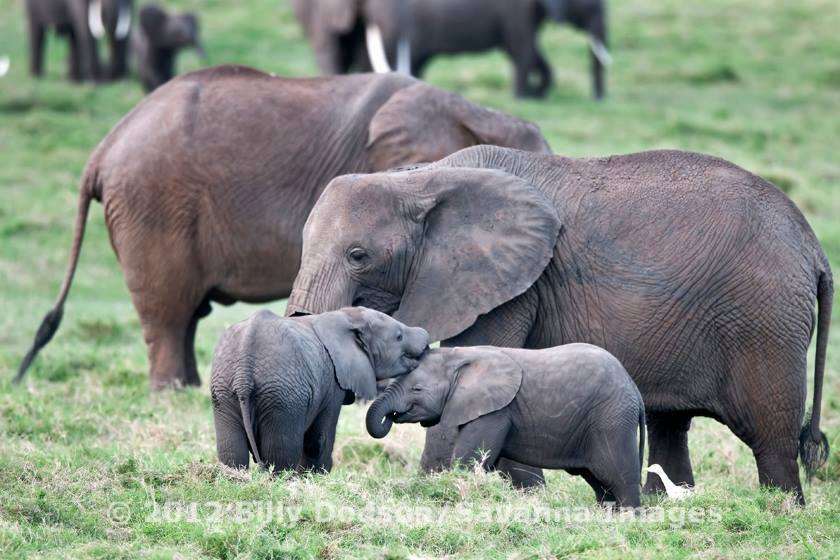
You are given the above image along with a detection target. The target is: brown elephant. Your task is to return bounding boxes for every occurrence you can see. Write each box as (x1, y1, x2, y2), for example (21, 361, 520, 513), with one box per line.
(16, 65, 550, 390)
(286, 145, 832, 504)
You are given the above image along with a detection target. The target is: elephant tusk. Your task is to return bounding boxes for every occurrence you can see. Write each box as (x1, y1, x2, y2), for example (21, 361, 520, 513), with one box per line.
(396, 37, 411, 75)
(365, 24, 392, 73)
(115, 4, 132, 40)
(88, 0, 105, 39)
(589, 38, 613, 66)
(0, 56, 9, 77)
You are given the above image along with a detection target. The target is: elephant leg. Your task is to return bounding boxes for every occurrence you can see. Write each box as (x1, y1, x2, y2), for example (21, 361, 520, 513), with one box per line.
(213, 397, 250, 469)
(108, 37, 129, 80)
(571, 469, 615, 505)
(532, 52, 553, 98)
(503, 20, 548, 99)
(28, 20, 46, 77)
(256, 405, 305, 474)
(130, 281, 205, 389)
(643, 411, 694, 494)
(422, 423, 542, 486)
(301, 401, 341, 473)
(722, 354, 806, 503)
(67, 0, 100, 81)
(66, 29, 84, 82)
(496, 458, 546, 490)
(420, 422, 457, 472)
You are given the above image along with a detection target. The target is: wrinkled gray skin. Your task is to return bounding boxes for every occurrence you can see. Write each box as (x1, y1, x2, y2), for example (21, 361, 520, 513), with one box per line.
(26, 0, 134, 81)
(16, 67, 549, 391)
(131, 3, 204, 92)
(367, 344, 645, 506)
(287, 145, 832, 504)
(295, 0, 608, 99)
(211, 307, 429, 471)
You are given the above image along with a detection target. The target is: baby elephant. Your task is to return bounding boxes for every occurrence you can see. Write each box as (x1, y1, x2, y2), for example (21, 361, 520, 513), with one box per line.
(367, 343, 645, 507)
(132, 3, 204, 91)
(211, 308, 429, 472)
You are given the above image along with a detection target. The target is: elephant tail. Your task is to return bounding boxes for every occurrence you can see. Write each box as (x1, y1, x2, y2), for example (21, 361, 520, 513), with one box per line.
(15, 170, 98, 384)
(238, 394, 262, 466)
(638, 405, 646, 477)
(799, 268, 832, 479)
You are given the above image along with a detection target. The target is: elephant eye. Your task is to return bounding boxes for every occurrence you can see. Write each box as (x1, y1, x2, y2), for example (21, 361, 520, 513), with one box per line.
(347, 247, 369, 267)
(396, 332, 403, 341)
(411, 385, 422, 392)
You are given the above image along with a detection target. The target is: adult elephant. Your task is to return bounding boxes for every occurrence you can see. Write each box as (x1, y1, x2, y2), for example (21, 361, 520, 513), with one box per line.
(286, 145, 832, 504)
(15, 66, 550, 390)
(291, 0, 373, 74)
(25, 0, 133, 82)
(298, 0, 610, 99)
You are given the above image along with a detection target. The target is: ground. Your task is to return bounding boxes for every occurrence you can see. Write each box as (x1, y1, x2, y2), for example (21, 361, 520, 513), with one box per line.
(0, 0, 838, 558)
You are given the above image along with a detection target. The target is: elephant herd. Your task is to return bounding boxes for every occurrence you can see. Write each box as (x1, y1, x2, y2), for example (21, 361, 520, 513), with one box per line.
(14, 6, 832, 509)
(24, 0, 609, 97)
(24, 0, 202, 91)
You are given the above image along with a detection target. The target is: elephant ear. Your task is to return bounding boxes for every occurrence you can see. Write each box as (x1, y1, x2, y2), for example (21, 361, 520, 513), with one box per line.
(312, 310, 377, 400)
(393, 166, 561, 342)
(441, 349, 523, 429)
(317, 0, 359, 34)
(139, 5, 168, 45)
(367, 84, 548, 170)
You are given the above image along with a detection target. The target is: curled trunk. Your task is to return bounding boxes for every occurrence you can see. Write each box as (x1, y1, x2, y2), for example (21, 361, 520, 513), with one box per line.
(366, 384, 400, 438)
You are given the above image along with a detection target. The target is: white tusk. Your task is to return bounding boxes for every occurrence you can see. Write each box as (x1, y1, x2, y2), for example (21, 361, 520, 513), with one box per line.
(115, 4, 132, 40)
(365, 24, 392, 73)
(0, 56, 9, 77)
(396, 36, 411, 75)
(589, 38, 612, 66)
(88, 0, 105, 39)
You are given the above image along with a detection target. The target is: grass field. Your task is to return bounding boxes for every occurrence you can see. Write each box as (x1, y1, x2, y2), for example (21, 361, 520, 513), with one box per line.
(1, 0, 839, 558)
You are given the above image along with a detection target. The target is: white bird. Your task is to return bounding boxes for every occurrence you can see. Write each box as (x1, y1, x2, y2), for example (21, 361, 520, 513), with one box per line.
(0, 56, 9, 77)
(646, 464, 693, 500)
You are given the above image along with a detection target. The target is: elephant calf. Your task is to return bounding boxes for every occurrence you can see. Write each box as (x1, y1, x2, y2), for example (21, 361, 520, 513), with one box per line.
(367, 344, 645, 507)
(211, 307, 429, 471)
(132, 3, 204, 92)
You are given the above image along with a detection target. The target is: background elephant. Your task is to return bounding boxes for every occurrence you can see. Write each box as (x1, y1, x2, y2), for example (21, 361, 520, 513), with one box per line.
(291, 0, 373, 74)
(16, 66, 550, 390)
(366, 344, 645, 506)
(297, 0, 609, 99)
(132, 2, 203, 91)
(212, 308, 429, 471)
(287, 145, 832, 504)
(26, 0, 133, 82)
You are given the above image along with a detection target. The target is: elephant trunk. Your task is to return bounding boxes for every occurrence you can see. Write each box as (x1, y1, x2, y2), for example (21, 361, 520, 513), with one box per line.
(286, 262, 354, 316)
(366, 383, 402, 439)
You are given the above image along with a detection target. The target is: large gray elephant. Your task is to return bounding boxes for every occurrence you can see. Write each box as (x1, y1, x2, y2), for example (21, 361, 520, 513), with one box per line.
(366, 344, 645, 506)
(26, 0, 134, 81)
(16, 67, 549, 391)
(294, 0, 610, 99)
(211, 308, 429, 471)
(287, 145, 832, 504)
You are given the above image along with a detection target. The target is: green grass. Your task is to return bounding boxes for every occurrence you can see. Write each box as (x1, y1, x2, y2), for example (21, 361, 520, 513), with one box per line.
(1, 0, 839, 557)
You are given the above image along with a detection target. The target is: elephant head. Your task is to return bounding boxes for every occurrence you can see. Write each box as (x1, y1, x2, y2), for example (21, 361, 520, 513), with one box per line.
(541, 0, 610, 99)
(312, 307, 430, 400)
(367, 83, 552, 172)
(287, 156, 562, 343)
(139, 3, 204, 54)
(366, 347, 523, 438)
